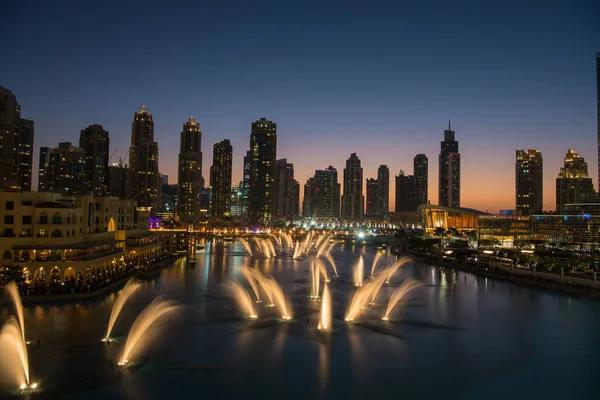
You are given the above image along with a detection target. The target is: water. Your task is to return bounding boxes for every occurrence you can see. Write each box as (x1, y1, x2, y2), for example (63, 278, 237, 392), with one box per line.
(2, 242, 600, 399)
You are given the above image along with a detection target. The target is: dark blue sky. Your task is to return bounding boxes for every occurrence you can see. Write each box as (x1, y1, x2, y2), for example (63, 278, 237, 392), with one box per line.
(2, 0, 599, 211)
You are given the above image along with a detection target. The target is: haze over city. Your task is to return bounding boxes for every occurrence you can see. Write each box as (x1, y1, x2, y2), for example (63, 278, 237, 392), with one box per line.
(2, 0, 599, 212)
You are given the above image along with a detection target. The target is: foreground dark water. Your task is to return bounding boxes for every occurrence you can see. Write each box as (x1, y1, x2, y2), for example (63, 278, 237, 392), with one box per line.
(2, 241, 600, 399)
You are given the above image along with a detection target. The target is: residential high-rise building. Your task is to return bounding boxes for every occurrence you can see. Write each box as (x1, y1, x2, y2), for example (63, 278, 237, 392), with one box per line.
(38, 146, 50, 192)
(248, 118, 277, 225)
(341, 153, 364, 220)
(79, 124, 110, 196)
(241, 151, 251, 218)
(231, 182, 245, 217)
(176, 117, 202, 224)
(395, 170, 416, 212)
(274, 159, 300, 220)
(414, 154, 428, 207)
(376, 165, 389, 217)
(439, 122, 460, 208)
(515, 149, 543, 215)
(303, 177, 315, 217)
(365, 178, 378, 217)
(211, 139, 233, 218)
(596, 52, 600, 190)
(556, 149, 595, 212)
(17, 118, 34, 191)
(129, 105, 159, 211)
(0, 87, 19, 187)
(305, 166, 341, 219)
(108, 161, 129, 199)
(44, 142, 89, 195)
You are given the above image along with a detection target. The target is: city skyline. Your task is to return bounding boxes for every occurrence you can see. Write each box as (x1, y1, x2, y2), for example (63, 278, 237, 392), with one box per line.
(2, 2, 599, 213)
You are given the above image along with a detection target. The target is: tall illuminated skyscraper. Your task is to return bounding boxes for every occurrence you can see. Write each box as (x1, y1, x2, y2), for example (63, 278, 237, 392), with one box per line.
(438, 122, 460, 207)
(365, 178, 378, 217)
(342, 153, 364, 220)
(79, 124, 110, 196)
(38, 146, 50, 192)
(177, 117, 202, 224)
(211, 139, 233, 218)
(376, 165, 389, 217)
(274, 159, 299, 220)
(248, 118, 277, 225)
(413, 154, 428, 207)
(17, 118, 34, 191)
(304, 166, 341, 218)
(129, 105, 160, 212)
(556, 149, 594, 212)
(515, 149, 543, 215)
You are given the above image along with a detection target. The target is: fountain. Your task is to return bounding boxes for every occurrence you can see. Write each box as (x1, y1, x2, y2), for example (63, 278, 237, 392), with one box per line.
(368, 273, 388, 305)
(316, 235, 332, 256)
(226, 279, 258, 319)
(265, 239, 277, 258)
(293, 241, 303, 259)
(344, 285, 371, 322)
(271, 233, 282, 251)
(239, 266, 261, 303)
(245, 267, 275, 306)
(314, 257, 329, 282)
(382, 279, 423, 320)
(385, 257, 411, 283)
(370, 252, 382, 278)
(310, 261, 321, 300)
(281, 232, 293, 250)
(105, 278, 141, 341)
(267, 277, 292, 320)
(238, 238, 253, 256)
(318, 284, 332, 331)
(353, 255, 364, 287)
(0, 316, 34, 391)
(119, 297, 181, 366)
(4, 282, 25, 342)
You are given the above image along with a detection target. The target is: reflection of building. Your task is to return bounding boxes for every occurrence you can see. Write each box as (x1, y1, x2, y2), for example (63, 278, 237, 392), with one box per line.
(341, 153, 363, 220)
(248, 118, 277, 224)
(515, 149, 543, 215)
(79, 124, 110, 196)
(129, 105, 160, 212)
(555, 149, 594, 213)
(274, 159, 299, 220)
(177, 117, 203, 224)
(439, 122, 460, 208)
(211, 139, 232, 218)
(0, 189, 162, 285)
(43, 142, 89, 195)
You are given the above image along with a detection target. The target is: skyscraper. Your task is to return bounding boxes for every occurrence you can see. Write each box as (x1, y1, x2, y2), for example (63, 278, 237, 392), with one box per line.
(211, 139, 233, 218)
(303, 177, 315, 217)
(274, 159, 299, 220)
(177, 117, 202, 224)
(44, 142, 89, 195)
(79, 124, 110, 196)
(129, 105, 160, 211)
(596, 51, 600, 190)
(248, 118, 277, 225)
(108, 161, 129, 199)
(395, 171, 416, 212)
(439, 122, 460, 208)
(556, 149, 595, 212)
(309, 166, 341, 218)
(365, 178, 378, 217)
(342, 153, 364, 220)
(0, 87, 19, 187)
(515, 149, 543, 215)
(376, 165, 389, 217)
(38, 146, 50, 192)
(17, 118, 34, 191)
(413, 154, 428, 207)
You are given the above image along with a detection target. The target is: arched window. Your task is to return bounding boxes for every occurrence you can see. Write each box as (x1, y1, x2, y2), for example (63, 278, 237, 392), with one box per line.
(51, 229, 62, 238)
(2, 250, 11, 260)
(52, 212, 62, 224)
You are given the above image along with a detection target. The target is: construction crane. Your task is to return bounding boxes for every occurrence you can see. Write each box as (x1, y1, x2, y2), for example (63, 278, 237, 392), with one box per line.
(108, 149, 118, 163)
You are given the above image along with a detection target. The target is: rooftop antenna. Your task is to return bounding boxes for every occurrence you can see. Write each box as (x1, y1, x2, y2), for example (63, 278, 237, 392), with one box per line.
(448, 120, 451, 130)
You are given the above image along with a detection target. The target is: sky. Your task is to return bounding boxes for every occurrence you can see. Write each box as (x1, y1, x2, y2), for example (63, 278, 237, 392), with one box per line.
(1, 0, 599, 213)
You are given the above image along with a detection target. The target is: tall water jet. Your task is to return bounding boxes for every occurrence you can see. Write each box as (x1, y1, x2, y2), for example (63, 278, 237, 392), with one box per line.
(353, 255, 364, 287)
(385, 257, 411, 283)
(382, 279, 423, 320)
(293, 241, 303, 259)
(105, 278, 141, 340)
(318, 284, 332, 331)
(0, 316, 30, 388)
(370, 252, 382, 278)
(310, 261, 321, 299)
(240, 266, 261, 303)
(368, 273, 388, 305)
(314, 258, 329, 282)
(314, 234, 326, 251)
(316, 235, 332, 256)
(238, 238, 253, 256)
(225, 280, 258, 319)
(119, 297, 181, 365)
(271, 234, 283, 251)
(267, 277, 291, 320)
(4, 281, 25, 342)
(265, 239, 277, 258)
(281, 232, 293, 250)
(345, 285, 372, 322)
(247, 268, 275, 306)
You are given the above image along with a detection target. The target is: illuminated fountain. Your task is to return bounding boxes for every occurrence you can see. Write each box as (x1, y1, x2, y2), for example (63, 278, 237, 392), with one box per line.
(385, 257, 411, 284)
(281, 232, 293, 251)
(118, 297, 182, 367)
(310, 261, 321, 300)
(370, 252, 382, 278)
(382, 279, 423, 321)
(344, 284, 372, 322)
(105, 278, 141, 341)
(237, 238, 253, 256)
(314, 258, 329, 282)
(243, 267, 275, 306)
(316, 235, 332, 256)
(267, 277, 292, 320)
(318, 284, 332, 331)
(353, 255, 364, 287)
(293, 241, 303, 259)
(368, 273, 388, 305)
(4, 282, 25, 342)
(239, 266, 262, 303)
(0, 316, 38, 393)
(226, 279, 258, 319)
(265, 239, 277, 258)
(271, 233, 282, 251)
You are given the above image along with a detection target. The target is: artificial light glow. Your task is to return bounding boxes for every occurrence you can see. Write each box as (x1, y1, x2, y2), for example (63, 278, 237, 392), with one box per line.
(521, 250, 534, 254)
(483, 250, 494, 254)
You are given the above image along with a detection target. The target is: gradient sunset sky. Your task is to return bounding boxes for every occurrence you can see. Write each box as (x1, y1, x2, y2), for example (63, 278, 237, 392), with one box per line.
(2, 0, 599, 213)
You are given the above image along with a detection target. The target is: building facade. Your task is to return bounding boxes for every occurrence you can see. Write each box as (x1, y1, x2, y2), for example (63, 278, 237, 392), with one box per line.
(211, 139, 233, 218)
(129, 105, 160, 212)
(248, 118, 277, 225)
(43, 142, 89, 195)
(274, 159, 299, 220)
(555, 149, 594, 213)
(376, 165, 389, 217)
(414, 154, 428, 207)
(177, 117, 203, 224)
(17, 119, 34, 191)
(108, 161, 130, 199)
(439, 122, 460, 208)
(365, 178, 378, 217)
(341, 153, 364, 220)
(515, 149, 543, 215)
(79, 124, 110, 196)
